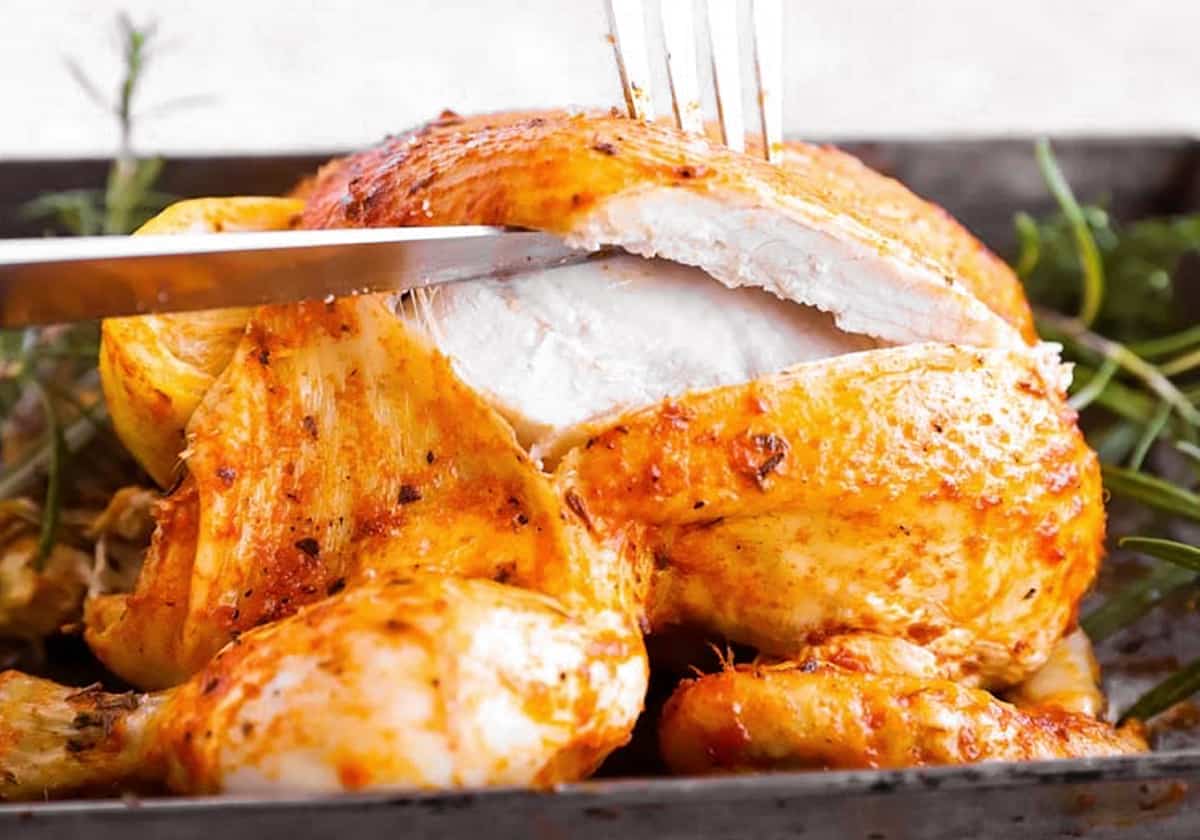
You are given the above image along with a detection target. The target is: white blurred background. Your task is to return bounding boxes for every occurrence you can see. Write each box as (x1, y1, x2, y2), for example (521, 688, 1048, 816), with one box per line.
(3, 0, 1199, 158)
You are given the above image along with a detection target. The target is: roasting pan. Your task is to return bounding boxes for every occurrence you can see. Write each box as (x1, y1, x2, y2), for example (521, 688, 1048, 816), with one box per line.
(1, 136, 1199, 840)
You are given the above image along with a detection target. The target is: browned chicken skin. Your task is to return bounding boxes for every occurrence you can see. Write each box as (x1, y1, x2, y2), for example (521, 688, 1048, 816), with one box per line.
(558, 342, 1101, 689)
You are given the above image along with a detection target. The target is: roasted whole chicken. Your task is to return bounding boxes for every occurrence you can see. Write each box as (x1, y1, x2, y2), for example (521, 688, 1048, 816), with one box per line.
(0, 109, 1144, 800)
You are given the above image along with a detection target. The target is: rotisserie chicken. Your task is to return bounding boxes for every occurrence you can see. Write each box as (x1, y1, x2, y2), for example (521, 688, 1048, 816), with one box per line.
(0, 109, 1143, 799)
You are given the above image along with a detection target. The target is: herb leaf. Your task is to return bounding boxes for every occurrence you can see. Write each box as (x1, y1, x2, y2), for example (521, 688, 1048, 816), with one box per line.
(30, 382, 64, 569)
(1020, 140, 1200, 721)
(1100, 464, 1200, 523)
(1081, 562, 1196, 643)
(1122, 658, 1200, 723)
(1119, 537, 1200, 572)
(1034, 139, 1105, 326)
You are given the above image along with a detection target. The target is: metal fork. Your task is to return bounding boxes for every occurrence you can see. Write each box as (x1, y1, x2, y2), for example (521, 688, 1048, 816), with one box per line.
(605, 0, 783, 162)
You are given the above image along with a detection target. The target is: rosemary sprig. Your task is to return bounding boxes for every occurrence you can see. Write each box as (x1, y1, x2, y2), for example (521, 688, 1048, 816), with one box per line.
(25, 15, 173, 237)
(3, 16, 178, 572)
(1036, 307, 1200, 427)
(1068, 357, 1119, 412)
(1100, 464, 1200, 523)
(29, 382, 63, 566)
(1020, 140, 1200, 724)
(1121, 659, 1200, 724)
(1128, 401, 1172, 470)
(1034, 139, 1105, 326)
(1119, 537, 1200, 572)
(1081, 561, 1195, 643)
(1133, 325, 1200, 360)
(1178, 441, 1200, 465)
(1072, 365, 1159, 426)
(1162, 346, 1200, 378)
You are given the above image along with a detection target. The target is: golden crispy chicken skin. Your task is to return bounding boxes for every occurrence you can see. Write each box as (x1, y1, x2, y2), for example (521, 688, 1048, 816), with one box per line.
(659, 662, 1145, 774)
(2, 575, 644, 798)
(557, 343, 1102, 689)
(100, 198, 304, 486)
(301, 109, 1033, 347)
(88, 294, 641, 688)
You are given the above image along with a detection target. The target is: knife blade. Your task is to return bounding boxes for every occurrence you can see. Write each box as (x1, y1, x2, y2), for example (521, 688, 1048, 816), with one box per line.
(0, 226, 598, 327)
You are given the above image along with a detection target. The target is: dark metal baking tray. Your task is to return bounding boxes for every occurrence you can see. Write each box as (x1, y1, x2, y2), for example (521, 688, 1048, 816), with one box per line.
(1, 137, 1199, 839)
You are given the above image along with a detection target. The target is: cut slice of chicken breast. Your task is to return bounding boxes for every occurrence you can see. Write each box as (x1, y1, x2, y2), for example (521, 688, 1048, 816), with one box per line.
(302, 109, 1034, 349)
(402, 254, 877, 453)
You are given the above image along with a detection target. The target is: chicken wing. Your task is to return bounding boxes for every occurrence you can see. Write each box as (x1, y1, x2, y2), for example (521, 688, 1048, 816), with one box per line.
(100, 197, 304, 486)
(658, 661, 1144, 774)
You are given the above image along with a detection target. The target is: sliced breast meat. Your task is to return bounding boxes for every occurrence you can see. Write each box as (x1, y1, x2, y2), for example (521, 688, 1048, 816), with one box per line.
(401, 254, 877, 454)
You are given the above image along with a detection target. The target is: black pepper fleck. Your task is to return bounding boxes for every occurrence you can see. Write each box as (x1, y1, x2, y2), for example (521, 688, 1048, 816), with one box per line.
(398, 484, 422, 505)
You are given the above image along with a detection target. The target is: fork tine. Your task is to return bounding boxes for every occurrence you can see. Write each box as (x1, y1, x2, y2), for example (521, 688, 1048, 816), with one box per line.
(659, 0, 703, 134)
(705, 0, 744, 152)
(606, 0, 656, 121)
(751, 0, 783, 162)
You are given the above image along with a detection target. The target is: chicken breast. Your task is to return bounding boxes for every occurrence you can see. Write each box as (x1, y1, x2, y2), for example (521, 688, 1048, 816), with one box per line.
(2, 575, 645, 798)
(658, 662, 1145, 774)
(105, 113, 1033, 485)
(302, 109, 1033, 349)
(402, 254, 876, 454)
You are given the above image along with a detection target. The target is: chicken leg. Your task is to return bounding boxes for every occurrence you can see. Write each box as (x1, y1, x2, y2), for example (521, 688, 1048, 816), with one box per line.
(2, 575, 645, 799)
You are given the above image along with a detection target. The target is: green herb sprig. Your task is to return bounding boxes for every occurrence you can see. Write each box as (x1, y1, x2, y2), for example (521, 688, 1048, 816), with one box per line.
(1018, 140, 1200, 723)
(3, 15, 175, 567)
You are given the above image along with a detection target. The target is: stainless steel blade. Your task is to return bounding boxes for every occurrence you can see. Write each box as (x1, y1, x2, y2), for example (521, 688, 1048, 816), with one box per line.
(0, 226, 596, 326)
